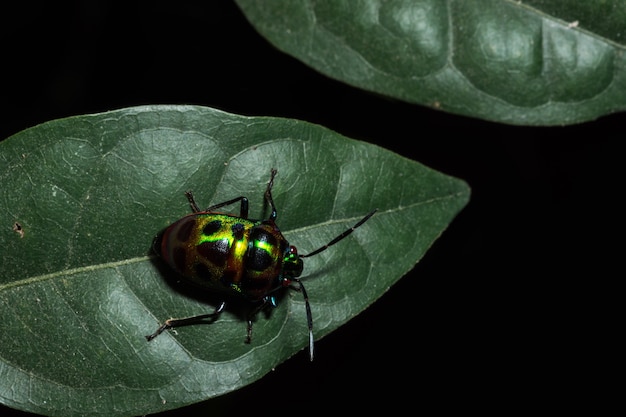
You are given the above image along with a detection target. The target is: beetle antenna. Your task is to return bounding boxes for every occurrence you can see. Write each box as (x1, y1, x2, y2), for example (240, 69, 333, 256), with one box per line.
(295, 278, 314, 361)
(300, 209, 377, 258)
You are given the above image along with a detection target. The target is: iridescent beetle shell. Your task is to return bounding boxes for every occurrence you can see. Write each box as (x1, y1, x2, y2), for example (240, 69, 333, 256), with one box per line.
(147, 169, 376, 361)
(153, 213, 301, 301)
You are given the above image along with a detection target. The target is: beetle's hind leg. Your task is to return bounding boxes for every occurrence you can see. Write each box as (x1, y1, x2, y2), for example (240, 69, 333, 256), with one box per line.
(145, 301, 227, 341)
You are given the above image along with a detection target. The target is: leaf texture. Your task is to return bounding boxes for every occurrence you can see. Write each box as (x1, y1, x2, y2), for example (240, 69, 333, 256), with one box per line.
(0, 105, 469, 416)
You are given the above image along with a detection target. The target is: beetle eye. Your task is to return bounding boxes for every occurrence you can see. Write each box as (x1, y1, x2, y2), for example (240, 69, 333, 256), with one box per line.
(283, 246, 303, 277)
(283, 245, 298, 261)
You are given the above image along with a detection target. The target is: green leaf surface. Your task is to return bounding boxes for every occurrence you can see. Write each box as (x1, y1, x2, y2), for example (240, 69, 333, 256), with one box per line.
(235, 0, 626, 125)
(0, 105, 469, 416)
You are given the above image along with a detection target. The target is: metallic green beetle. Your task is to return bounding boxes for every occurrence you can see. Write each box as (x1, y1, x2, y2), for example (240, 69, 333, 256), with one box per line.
(147, 169, 376, 360)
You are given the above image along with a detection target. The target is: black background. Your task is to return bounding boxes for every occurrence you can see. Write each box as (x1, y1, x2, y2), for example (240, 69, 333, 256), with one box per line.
(1, 2, 617, 416)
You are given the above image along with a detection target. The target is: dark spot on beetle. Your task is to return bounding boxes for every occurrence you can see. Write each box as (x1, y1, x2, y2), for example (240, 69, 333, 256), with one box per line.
(243, 271, 273, 291)
(176, 218, 196, 242)
(173, 247, 187, 272)
(231, 223, 245, 240)
(221, 269, 237, 288)
(245, 246, 274, 271)
(197, 239, 229, 267)
(203, 220, 222, 236)
(194, 263, 214, 281)
(13, 222, 24, 238)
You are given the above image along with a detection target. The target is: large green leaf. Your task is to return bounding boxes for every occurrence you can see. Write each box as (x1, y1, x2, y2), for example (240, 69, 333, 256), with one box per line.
(0, 105, 469, 416)
(235, 0, 626, 125)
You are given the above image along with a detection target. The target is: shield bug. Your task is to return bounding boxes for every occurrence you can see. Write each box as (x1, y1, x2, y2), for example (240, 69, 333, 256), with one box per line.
(146, 169, 376, 360)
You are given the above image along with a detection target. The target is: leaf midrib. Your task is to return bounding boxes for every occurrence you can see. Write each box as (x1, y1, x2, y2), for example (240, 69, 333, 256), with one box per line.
(0, 256, 149, 292)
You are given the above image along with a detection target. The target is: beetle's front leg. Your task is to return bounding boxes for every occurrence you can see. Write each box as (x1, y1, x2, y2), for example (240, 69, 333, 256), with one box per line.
(245, 296, 276, 344)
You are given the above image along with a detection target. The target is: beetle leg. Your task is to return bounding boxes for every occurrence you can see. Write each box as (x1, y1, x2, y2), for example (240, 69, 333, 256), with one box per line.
(290, 280, 314, 361)
(145, 301, 227, 341)
(245, 295, 277, 344)
(264, 169, 278, 221)
(184, 191, 202, 213)
(185, 192, 250, 218)
(204, 196, 249, 218)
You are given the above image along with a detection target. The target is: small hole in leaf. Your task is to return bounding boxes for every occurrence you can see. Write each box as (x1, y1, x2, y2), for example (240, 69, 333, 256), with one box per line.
(13, 221, 24, 238)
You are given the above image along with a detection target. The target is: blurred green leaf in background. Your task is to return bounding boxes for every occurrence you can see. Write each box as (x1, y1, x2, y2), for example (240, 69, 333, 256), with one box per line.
(236, 0, 626, 125)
